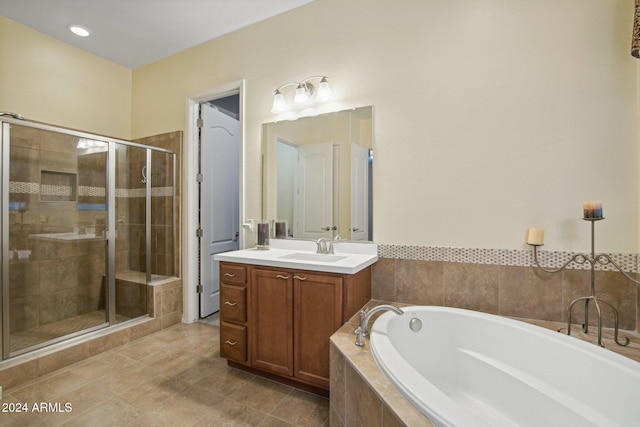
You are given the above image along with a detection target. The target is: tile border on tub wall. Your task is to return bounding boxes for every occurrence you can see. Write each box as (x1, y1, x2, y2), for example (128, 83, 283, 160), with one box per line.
(376, 244, 639, 331)
(378, 244, 638, 273)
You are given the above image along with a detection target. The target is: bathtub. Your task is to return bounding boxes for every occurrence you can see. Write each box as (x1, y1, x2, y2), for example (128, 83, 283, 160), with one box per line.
(369, 306, 640, 427)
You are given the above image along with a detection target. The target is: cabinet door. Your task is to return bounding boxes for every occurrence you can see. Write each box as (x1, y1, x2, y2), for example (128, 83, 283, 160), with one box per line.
(251, 268, 294, 376)
(293, 272, 343, 388)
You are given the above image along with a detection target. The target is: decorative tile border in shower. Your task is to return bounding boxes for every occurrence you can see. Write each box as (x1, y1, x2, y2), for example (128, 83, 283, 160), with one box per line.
(378, 244, 639, 273)
(9, 181, 40, 194)
(9, 181, 173, 198)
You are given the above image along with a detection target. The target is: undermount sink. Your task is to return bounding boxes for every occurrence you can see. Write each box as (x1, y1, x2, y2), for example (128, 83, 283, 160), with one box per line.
(279, 252, 347, 263)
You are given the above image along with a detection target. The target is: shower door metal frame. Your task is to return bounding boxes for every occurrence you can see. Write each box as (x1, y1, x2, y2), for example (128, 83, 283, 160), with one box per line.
(1, 122, 11, 359)
(145, 149, 152, 285)
(106, 142, 117, 324)
(0, 117, 176, 360)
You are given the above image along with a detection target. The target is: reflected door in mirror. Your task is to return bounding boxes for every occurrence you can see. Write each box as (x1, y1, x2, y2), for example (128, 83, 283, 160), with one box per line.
(296, 142, 333, 240)
(351, 144, 369, 241)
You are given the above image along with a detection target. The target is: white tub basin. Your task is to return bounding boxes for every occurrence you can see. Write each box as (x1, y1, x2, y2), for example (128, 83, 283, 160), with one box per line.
(370, 306, 640, 427)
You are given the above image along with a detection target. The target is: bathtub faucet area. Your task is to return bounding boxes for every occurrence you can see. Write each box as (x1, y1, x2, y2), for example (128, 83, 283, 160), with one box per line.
(355, 304, 404, 346)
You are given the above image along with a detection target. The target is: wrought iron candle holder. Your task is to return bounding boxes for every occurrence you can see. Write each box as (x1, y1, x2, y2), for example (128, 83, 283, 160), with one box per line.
(529, 217, 637, 348)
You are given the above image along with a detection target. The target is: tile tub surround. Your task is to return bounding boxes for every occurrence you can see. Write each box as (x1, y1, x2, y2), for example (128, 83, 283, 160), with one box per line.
(0, 278, 183, 390)
(329, 300, 640, 427)
(329, 301, 434, 427)
(374, 244, 639, 332)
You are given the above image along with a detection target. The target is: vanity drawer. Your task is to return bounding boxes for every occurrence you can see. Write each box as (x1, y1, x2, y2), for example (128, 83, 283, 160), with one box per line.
(220, 321, 247, 363)
(220, 284, 246, 323)
(220, 263, 247, 285)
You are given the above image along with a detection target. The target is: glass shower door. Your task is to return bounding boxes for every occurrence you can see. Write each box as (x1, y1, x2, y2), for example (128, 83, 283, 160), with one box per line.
(2, 123, 109, 356)
(1, 119, 172, 359)
(112, 143, 148, 323)
(150, 150, 175, 279)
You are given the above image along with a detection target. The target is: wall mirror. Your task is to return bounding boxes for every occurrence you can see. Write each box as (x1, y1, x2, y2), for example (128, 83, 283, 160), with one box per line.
(262, 106, 373, 241)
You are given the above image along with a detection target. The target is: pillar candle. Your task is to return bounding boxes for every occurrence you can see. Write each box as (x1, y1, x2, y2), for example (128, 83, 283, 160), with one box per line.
(526, 227, 545, 245)
(594, 200, 603, 218)
(583, 201, 603, 219)
(257, 222, 269, 247)
(275, 221, 287, 238)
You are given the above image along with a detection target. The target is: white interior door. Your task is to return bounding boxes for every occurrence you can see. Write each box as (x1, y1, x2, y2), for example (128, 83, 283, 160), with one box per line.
(200, 102, 240, 317)
(276, 140, 297, 236)
(351, 144, 369, 241)
(295, 142, 333, 240)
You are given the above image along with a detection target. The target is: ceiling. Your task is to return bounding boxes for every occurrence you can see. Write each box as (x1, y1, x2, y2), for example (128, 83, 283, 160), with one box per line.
(0, 0, 315, 69)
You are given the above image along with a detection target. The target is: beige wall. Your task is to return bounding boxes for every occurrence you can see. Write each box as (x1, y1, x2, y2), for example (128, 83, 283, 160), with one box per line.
(1, 0, 637, 254)
(0, 16, 132, 139)
(131, 0, 638, 253)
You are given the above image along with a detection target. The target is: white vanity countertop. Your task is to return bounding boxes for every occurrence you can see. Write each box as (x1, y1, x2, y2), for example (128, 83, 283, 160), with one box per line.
(214, 240, 378, 274)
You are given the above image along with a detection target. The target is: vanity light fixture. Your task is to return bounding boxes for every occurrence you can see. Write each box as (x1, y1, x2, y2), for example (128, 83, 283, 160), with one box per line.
(68, 24, 91, 37)
(271, 76, 332, 113)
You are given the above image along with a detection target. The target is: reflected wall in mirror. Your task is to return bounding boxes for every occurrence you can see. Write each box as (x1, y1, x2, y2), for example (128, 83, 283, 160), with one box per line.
(262, 106, 373, 241)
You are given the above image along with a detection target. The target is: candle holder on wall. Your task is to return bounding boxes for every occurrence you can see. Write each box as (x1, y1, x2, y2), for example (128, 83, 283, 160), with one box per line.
(529, 217, 637, 348)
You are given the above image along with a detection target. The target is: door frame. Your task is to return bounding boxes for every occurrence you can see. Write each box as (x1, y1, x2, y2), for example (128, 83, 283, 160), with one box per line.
(183, 80, 245, 323)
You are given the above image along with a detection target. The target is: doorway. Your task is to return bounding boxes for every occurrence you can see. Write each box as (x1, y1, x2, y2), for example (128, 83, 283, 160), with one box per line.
(198, 95, 240, 318)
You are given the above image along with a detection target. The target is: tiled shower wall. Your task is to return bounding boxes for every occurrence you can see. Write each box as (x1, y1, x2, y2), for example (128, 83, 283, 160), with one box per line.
(373, 244, 639, 331)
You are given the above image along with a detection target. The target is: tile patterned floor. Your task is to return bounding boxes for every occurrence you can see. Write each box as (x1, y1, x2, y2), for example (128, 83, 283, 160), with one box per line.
(1, 318, 329, 426)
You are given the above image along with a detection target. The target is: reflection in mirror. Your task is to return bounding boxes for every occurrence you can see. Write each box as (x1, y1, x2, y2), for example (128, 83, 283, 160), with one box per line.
(262, 106, 373, 241)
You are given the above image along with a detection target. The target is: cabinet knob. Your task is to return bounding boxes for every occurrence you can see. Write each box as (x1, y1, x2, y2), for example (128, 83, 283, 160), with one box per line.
(293, 275, 307, 281)
(276, 274, 290, 279)
(224, 273, 236, 277)
(224, 340, 238, 346)
(224, 301, 237, 306)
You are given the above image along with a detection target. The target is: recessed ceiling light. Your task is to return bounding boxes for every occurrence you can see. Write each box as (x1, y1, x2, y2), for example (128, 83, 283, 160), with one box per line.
(68, 25, 91, 37)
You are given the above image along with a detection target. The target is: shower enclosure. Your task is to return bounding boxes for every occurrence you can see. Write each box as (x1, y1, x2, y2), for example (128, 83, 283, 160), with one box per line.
(0, 117, 176, 359)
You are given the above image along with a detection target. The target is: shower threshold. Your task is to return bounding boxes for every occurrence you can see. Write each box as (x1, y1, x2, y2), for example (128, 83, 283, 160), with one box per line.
(9, 310, 130, 355)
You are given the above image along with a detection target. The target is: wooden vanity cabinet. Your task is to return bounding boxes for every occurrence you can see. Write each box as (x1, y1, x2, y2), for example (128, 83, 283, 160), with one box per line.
(251, 267, 344, 389)
(219, 261, 371, 392)
(219, 263, 249, 365)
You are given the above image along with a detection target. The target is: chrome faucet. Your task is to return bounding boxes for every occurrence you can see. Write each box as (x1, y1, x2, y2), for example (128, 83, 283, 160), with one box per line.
(316, 238, 334, 254)
(355, 304, 404, 346)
